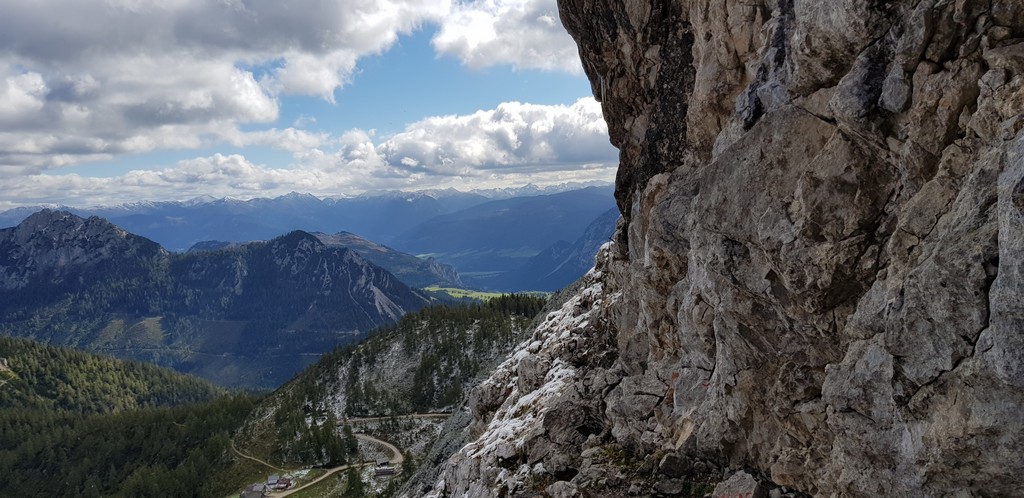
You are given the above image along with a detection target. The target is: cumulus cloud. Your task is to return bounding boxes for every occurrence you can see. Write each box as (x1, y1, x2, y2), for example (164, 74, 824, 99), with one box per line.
(433, 0, 581, 73)
(0, 0, 454, 176)
(379, 98, 610, 174)
(0, 99, 616, 209)
(0, 0, 594, 203)
(0, 71, 47, 122)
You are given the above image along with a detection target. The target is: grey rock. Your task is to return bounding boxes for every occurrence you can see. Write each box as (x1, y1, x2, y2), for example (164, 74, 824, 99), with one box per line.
(713, 471, 766, 498)
(545, 480, 578, 498)
(653, 478, 685, 496)
(421, 1, 1024, 497)
(879, 65, 912, 113)
(658, 453, 690, 478)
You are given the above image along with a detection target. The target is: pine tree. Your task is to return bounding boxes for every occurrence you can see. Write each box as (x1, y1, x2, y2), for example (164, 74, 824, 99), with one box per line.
(343, 467, 365, 497)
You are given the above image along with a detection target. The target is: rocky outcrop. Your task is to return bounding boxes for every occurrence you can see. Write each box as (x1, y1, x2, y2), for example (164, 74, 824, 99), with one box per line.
(429, 1, 1024, 496)
(0, 209, 167, 290)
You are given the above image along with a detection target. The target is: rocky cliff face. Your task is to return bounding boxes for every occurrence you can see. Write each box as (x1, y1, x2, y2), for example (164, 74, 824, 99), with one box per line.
(429, 1, 1024, 496)
(0, 209, 167, 291)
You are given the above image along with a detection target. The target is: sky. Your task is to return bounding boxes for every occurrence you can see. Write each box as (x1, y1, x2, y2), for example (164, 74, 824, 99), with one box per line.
(0, 0, 618, 210)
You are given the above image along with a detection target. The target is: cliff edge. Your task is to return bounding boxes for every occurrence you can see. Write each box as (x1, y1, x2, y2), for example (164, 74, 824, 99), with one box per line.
(429, 1, 1024, 496)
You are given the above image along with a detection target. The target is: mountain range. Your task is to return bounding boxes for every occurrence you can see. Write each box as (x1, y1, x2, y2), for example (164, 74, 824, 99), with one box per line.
(0, 184, 612, 250)
(0, 185, 617, 292)
(487, 207, 619, 291)
(0, 210, 429, 387)
(189, 231, 464, 289)
(389, 187, 616, 287)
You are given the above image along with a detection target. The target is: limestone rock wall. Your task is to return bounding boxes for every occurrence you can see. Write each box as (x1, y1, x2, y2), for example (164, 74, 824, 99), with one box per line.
(428, 1, 1024, 496)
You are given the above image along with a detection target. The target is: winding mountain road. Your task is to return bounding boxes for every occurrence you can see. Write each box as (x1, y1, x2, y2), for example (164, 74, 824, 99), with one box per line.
(232, 432, 405, 497)
(346, 412, 450, 424)
(269, 462, 372, 497)
(231, 440, 286, 472)
(356, 433, 404, 464)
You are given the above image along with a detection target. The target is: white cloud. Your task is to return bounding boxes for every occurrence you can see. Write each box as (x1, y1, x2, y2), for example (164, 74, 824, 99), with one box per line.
(220, 128, 331, 153)
(433, 0, 581, 73)
(379, 98, 611, 174)
(0, 99, 615, 209)
(0, 0, 455, 176)
(0, 0, 592, 193)
(0, 71, 47, 122)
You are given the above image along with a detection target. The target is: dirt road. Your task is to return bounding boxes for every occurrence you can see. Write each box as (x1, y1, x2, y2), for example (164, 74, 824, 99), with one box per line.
(346, 413, 450, 424)
(239, 418, 414, 496)
(355, 433, 404, 464)
(269, 461, 373, 497)
(231, 440, 286, 472)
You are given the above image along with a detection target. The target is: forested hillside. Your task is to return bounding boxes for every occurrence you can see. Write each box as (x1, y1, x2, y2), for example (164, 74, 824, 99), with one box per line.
(235, 295, 547, 469)
(0, 337, 259, 497)
(0, 336, 223, 413)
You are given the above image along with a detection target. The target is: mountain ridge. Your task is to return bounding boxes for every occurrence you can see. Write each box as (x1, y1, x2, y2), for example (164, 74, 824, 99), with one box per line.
(0, 211, 429, 388)
(390, 186, 615, 283)
(312, 231, 464, 288)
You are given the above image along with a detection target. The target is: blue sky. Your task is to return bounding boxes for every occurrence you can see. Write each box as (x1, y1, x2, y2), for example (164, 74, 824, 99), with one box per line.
(0, 0, 617, 209)
(293, 27, 593, 134)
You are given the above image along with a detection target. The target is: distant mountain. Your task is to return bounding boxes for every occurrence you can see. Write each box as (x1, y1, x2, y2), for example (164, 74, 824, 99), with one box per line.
(331, 190, 490, 243)
(494, 207, 619, 292)
(186, 240, 239, 252)
(0, 185, 614, 253)
(461, 181, 614, 199)
(188, 231, 464, 289)
(389, 186, 616, 286)
(0, 190, 494, 250)
(0, 210, 430, 388)
(312, 231, 463, 288)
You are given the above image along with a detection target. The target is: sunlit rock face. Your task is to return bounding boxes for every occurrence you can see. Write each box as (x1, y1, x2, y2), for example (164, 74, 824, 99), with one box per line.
(428, 1, 1024, 496)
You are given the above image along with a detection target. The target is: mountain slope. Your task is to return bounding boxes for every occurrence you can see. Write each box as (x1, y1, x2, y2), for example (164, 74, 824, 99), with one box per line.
(390, 186, 615, 283)
(0, 211, 429, 388)
(493, 207, 618, 292)
(0, 336, 258, 498)
(0, 210, 166, 307)
(234, 295, 546, 469)
(0, 335, 224, 414)
(313, 231, 463, 288)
